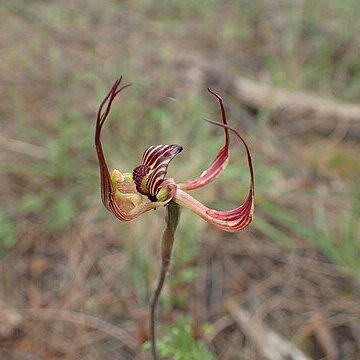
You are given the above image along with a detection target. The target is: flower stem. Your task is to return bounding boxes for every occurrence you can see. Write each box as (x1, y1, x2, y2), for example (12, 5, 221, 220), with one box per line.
(149, 200, 181, 360)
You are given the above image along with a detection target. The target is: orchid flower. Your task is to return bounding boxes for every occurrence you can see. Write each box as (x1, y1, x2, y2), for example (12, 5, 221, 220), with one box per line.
(95, 77, 254, 232)
(95, 77, 254, 359)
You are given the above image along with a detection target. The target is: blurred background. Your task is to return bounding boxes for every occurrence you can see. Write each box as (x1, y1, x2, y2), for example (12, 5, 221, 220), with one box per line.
(1, 0, 360, 359)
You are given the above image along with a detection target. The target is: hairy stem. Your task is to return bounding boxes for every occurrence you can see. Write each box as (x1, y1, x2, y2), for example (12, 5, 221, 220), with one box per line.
(149, 200, 181, 360)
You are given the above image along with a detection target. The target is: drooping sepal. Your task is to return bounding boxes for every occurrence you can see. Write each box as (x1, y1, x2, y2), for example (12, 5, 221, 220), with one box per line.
(95, 77, 134, 220)
(95, 78, 169, 221)
(174, 120, 254, 232)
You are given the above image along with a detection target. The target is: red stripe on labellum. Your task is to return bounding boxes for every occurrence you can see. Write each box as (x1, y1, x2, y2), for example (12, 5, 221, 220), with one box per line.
(134, 144, 182, 200)
(143, 145, 163, 167)
(133, 164, 151, 196)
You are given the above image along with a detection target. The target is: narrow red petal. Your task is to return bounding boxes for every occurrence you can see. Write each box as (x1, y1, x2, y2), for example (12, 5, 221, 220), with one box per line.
(95, 78, 134, 221)
(174, 121, 254, 232)
(178, 89, 230, 190)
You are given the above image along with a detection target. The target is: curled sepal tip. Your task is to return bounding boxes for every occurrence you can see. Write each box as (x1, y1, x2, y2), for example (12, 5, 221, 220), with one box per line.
(178, 89, 230, 190)
(174, 120, 254, 232)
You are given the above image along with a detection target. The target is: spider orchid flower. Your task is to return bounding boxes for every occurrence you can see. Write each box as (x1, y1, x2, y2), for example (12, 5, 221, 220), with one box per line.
(95, 77, 254, 232)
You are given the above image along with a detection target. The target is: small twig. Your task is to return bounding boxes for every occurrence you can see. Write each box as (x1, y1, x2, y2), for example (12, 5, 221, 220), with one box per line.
(149, 201, 181, 360)
(0, 134, 48, 159)
(233, 76, 360, 138)
(226, 298, 311, 360)
(200, 64, 360, 138)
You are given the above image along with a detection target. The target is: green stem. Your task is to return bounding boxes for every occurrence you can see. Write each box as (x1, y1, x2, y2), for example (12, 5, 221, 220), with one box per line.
(149, 200, 181, 360)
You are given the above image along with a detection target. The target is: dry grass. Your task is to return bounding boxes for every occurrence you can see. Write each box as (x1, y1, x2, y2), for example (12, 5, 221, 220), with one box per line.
(1, 1, 360, 359)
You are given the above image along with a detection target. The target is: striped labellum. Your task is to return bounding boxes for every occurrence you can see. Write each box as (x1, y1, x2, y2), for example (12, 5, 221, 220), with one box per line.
(133, 144, 183, 202)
